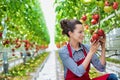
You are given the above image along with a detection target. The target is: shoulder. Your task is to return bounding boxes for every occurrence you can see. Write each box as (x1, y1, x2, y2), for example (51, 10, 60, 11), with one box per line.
(59, 45, 69, 54)
(58, 45, 69, 58)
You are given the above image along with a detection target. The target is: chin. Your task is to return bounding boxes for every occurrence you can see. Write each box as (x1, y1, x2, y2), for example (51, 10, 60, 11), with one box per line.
(79, 40, 83, 44)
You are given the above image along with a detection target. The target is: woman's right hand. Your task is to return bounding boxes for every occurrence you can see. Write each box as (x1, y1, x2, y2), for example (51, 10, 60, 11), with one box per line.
(89, 40, 100, 55)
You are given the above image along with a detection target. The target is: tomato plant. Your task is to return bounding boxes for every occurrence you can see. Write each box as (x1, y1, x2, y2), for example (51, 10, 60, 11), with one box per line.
(54, 0, 120, 43)
(0, 0, 50, 47)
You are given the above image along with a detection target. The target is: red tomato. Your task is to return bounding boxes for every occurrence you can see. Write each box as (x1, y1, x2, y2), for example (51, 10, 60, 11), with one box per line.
(92, 33, 99, 41)
(113, 2, 119, 10)
(85, 25, 89, 30)
(105, 1, 110, 6)
(0, 32, 2, 38)
(90, 38, 93, 43)
(91, 19, 98, 25)
(92, 14, 99, 21)
(90, 33, 99, 43)
(81, 15, 87, 21)
(97, 29, 105, 36)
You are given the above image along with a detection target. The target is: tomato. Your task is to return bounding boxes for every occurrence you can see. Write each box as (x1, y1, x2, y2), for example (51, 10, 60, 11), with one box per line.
(0, 32, 2, 38)
(84, 25, 89, 30)
(112, 2, 119, 10)
(97, 29, 105, 36)
(91, 33, 99, 42)
(104, 6, 113, 13)
(81, 0, 95, 4)
(104, 1, 110, 6)
(81, 15, 87, 21)
(91, 19, 98, 25)
(90, 38, 94, 43)
(90, 29, 106, 43)
(92, 14, 99, 21)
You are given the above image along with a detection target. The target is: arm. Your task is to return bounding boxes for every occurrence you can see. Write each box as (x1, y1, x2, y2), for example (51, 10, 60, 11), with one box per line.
(99, 35, 106, 66)
(91, 54, 106, 72)
(91, 36, 106, 72)
(59, 41, 100, 77)
(59, 47, 86, 77)
(82, 40, 100, 70)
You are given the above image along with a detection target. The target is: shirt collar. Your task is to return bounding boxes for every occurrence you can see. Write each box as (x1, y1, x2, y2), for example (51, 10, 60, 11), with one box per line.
(69, 43, 84, 55)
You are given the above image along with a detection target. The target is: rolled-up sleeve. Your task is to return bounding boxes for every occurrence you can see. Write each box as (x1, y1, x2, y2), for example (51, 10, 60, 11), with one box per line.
(84, 44, 106, 72)
(59, 47, 86, 77)
(91, 54, 106, 72)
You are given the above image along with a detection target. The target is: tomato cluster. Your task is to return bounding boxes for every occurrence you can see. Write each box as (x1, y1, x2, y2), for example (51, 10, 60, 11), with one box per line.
(91, 14, 99, 25)
(104, 1, 119, 13)
(90, 29, 105, 43)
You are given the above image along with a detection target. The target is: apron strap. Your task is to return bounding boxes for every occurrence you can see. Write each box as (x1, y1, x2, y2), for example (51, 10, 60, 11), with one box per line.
(67, 43, 73, 58)
(83, 47, 87, 57)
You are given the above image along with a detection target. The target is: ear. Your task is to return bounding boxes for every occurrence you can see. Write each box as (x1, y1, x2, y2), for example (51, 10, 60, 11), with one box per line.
(68, 31, 72, 37)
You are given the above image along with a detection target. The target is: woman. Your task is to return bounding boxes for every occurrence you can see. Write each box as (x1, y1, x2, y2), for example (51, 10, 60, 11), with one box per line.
(59, 19, 118, 80)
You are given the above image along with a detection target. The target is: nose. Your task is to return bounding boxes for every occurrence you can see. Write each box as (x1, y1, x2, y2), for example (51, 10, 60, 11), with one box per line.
(82, 32, 85, 37)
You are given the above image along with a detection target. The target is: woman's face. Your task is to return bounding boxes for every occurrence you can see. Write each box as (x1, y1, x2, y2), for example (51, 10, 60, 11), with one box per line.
(69, 24, 84, 43)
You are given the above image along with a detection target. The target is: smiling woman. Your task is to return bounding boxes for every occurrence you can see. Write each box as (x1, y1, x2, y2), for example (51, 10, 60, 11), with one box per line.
(58, 19, 118, 80)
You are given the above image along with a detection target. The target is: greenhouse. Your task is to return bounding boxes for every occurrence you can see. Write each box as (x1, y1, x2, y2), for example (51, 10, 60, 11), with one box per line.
(0, 0, 120, 80)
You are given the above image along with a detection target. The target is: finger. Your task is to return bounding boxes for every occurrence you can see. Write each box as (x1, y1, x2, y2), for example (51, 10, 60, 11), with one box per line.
(94, 40, 99, 44)
(98, 42, 100, 46)
(95, 42, 100, 49)
(93, 40, 96, 44)
(104, 34, 106, 38)
(92, 42, 98, 48)
(91, 40, 96, 46)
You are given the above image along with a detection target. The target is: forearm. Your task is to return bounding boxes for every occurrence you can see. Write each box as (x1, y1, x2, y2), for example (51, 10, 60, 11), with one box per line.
(82, 52, 93, 70)
(100, 47, 106, 65)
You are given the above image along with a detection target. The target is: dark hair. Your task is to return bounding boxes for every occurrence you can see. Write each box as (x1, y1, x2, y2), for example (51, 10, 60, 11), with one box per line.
(60, 19, 82, 37)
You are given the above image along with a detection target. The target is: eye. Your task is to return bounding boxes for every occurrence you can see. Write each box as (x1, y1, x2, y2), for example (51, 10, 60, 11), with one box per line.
(79, 31, 83, 33)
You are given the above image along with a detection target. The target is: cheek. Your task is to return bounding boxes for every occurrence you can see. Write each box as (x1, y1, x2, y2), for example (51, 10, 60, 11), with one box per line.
(78, 33, 84, 39)
(73, 32, 84, 40)
(74, 33, 81, 39)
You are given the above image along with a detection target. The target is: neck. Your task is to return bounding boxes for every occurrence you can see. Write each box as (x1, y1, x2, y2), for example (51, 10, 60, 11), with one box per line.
(69, 39, 80, 50)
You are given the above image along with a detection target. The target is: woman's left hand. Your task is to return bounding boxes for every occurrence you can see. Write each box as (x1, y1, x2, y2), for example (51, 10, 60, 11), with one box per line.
(99, 35, 106, 49)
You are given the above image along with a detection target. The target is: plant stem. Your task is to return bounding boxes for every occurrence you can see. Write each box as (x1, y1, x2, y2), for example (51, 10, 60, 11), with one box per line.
(114, 10, 118, 27)
(98, 7, 101, 29)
